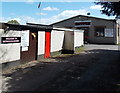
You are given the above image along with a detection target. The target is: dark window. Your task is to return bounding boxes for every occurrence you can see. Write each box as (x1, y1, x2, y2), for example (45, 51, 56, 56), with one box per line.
(75, 22, 91, 25)
(95, 27, 105, 37)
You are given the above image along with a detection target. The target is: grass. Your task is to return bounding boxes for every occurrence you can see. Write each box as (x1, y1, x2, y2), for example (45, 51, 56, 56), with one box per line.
(3, 46, 85, 74)
(75, 45, 85, 54)
(118, 43, 120, 45)
(52, 45, 85, 58)
(39, 45, 85, 62)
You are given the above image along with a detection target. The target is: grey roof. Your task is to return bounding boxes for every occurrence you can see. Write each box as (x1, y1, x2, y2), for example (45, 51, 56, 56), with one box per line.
(50, 14, 116, 25)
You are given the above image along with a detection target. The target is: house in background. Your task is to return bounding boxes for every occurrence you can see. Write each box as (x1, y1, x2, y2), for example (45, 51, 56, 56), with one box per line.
(51, 15, 120, 44)
(0, 23, 84, 71)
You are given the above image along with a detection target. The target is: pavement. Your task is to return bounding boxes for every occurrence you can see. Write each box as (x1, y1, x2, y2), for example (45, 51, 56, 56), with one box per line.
(84, 44, 119, 51)
(1, 44, 120, 92)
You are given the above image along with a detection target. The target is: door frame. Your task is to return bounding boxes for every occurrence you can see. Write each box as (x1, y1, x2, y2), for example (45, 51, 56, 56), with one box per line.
(20, 30, 38, 63)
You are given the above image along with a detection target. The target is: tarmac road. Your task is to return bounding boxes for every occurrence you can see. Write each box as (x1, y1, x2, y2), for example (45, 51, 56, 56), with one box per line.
(60, 46, 120, 92)
(2, 44, 120, 92)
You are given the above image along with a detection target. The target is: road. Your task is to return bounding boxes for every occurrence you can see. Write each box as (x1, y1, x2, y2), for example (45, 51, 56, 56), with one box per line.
(2, 44, 120, 92)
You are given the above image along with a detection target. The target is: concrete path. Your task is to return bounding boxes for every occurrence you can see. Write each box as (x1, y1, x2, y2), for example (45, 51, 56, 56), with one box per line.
(84, 44, 119, 50)
(2, 44, 120, 92)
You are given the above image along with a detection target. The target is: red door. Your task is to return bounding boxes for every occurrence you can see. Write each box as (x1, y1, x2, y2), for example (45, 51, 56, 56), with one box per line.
(21, 31, 38, 63)
(44, 31, 51, 58)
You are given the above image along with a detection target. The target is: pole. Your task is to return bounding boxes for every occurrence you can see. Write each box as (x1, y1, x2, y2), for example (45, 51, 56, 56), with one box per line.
(38, 2, 41, 24)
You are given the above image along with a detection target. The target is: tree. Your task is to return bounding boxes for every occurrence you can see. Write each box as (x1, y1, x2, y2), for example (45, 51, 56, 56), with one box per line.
(7, 20, 20, 24)
(95, 1, 120, 17)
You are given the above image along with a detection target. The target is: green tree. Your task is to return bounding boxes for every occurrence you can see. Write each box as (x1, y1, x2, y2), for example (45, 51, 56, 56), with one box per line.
(95, 1, 120, 17)
(7, 20, 20, 24)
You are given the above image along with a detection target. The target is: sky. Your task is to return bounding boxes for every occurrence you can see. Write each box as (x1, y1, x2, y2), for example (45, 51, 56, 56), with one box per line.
(0, 0, 116, 25)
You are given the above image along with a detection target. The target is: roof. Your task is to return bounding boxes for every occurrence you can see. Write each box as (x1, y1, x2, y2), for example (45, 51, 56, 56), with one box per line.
(0, 22, 82, 32)
(50, 14, 116, 25)
(27, 23, 82, 31)
(0, 23, 53, 31)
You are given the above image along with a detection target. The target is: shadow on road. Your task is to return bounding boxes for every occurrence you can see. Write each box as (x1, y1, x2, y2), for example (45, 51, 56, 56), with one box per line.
(2, 49, 120, 92)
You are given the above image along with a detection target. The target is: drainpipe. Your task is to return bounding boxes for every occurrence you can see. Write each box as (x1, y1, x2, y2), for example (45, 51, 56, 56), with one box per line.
(44, 30, 51, 58)
(113, 21, 117, 44)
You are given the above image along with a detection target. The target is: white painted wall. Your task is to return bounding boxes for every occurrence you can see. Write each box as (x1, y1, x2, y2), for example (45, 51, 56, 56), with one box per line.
(38, 31, 45, 55)
(51, 30, 64, 52)
(74, 30, 84, 48)
(0, 29, 21, 64)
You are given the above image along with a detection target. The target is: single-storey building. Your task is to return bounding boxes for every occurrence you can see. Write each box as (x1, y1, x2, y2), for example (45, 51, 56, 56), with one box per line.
(51, 15, 120, 44)
(0, 23, 84, 71)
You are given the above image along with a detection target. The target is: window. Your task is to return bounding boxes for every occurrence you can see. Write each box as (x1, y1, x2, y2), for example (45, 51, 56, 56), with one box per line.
(105, 29, 113, 37)
(95, 27, 105, 37)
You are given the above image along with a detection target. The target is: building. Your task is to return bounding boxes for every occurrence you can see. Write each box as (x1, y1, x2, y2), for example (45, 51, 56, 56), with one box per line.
(0, 23, 84, 71)
(51, 15, 120, 44)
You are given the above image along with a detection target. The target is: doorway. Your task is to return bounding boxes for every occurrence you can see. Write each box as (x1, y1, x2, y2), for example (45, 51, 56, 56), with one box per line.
(83, 28, 89, 43)
(20, 31, 38, 63)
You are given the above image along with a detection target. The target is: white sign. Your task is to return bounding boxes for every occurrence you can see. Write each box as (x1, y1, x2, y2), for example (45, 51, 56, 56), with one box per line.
(105, 29, 114, 37)
(22, 46, 29, 51)
(21, 30, 29, 47)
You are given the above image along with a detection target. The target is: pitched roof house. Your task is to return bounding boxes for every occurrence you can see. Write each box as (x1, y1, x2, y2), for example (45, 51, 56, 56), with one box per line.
(51, 15, 120, 44)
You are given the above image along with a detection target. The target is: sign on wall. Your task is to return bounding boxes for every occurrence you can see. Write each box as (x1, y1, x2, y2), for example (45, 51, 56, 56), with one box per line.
(75, 20, 91, 28)
(105, 29, 114, 37)
(1, 37, 21, 44)
(21, 30, 29, 51)
(22, 46, 28, 51)
(21, 30, 29, 46)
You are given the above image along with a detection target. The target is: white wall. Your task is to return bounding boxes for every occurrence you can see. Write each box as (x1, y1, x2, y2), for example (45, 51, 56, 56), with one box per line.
(0, 29, 21, 64)
(37, 29, 84, 56)
(74, 30, 84, 48)
(38, 31, 45, 55)
(51, 30, 64, 52)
